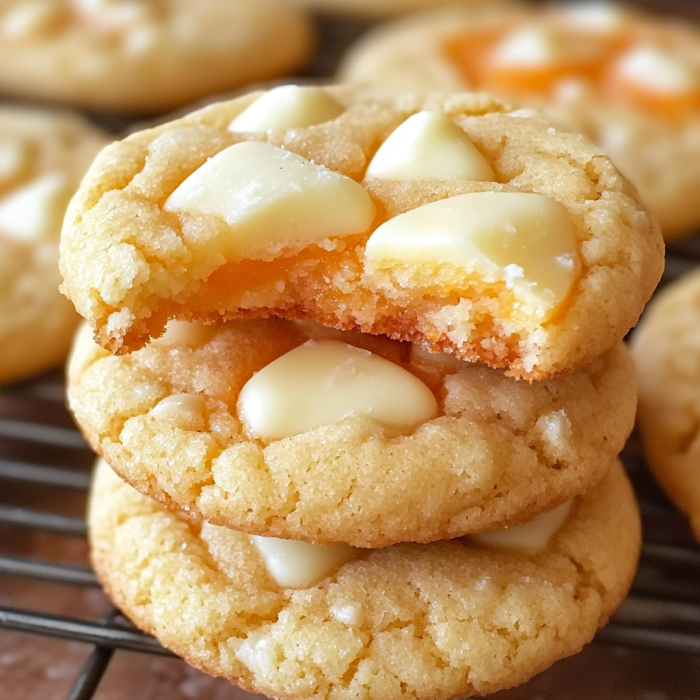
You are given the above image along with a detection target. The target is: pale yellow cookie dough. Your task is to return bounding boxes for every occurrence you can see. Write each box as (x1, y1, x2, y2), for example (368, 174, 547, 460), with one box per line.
(338, 1, 700, 240)
(89, 458, 641, 700)
(68, 316, 637, 547)
(0, 107, 106, 385)
(0, 0, 312, 114)
(631, 269, 700, 541)
(59, 86, 663, 380)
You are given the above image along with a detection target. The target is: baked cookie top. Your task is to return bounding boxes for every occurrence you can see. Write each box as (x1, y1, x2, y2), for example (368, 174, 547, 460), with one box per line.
(339, 1, 700, 239)
(69, 315, 637, 547)
(90, 458, 640, 700)
(0, 107, 106, 384)
(631, 268, 700, 541)
(0, 0, 312, 114)
(59, 86, 663, 379)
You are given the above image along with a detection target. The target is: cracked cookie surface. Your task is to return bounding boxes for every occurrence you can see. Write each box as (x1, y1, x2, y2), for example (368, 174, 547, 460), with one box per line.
(89, 458, 640, 700)
(339, 1, 700, 240)
(0, 0, 312, 114)
(0, 107, 106, 385)
(632, 269, 700, 542)
(59, 86, 662, 379)
(68, 317, 637, 547)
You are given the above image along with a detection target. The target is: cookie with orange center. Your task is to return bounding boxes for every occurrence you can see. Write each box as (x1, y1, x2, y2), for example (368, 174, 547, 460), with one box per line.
(68, 315, 637, 547)
(0, 0, 312, 114)
(0, 107, 106, 385)
(60, 86, 662, 379)
(89, 457, 640, 700)
(631, 269, 700, 542)
(339, 1, 700, 240)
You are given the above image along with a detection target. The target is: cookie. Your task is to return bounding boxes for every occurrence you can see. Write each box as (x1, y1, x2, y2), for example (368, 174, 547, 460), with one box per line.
(339, 1, 700, 240)
(68, 315, 637, 547)
(0, 0, 312, 114)
(89, 457, 640, 700)
(0, 107, 106, 385)
(631, 269, 700, 541)
(288, 0, 480, 19)
(59, 86, 662, 380)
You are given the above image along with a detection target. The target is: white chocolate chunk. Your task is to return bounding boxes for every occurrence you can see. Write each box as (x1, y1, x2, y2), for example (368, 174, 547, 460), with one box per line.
(164, 142, 375, 259)
(472, 501, 573, 553)
(250, 535, 358, 589)
(238, 339, 438, 440)
(365, 111, 493, 181)
(1, 0, 62, 38)
(228, 86, 345, 133)
(561, 2, 629, 33)
(490, 27, 562, 67)
(614, 45, 699, 94)
(0, 173, 69, 242)
(151, 393, 204, 420)
(157, 320, 217, 347)
(0, 139, 27, 181)
(365, 192, 580, 321)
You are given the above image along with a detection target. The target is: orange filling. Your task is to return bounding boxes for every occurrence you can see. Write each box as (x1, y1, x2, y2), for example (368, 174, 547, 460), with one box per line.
(446, 25, 696, 119)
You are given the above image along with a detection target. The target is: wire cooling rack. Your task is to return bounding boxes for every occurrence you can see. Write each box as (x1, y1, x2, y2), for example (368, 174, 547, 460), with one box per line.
(1, 241, 700, 700)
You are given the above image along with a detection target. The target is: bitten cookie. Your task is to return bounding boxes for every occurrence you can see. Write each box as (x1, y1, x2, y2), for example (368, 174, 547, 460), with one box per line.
(0, 107, 106, 385)
(59, 86, 662, 379)
(0, 0, 312, 114)
(89, 458, 640, 700)
(631, 269, 700, 541)
(68, 316, 637, 547)
(339, 1, 700, 240)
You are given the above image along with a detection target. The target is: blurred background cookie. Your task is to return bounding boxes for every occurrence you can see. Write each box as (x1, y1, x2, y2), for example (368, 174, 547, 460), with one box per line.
(339, 1, 700, 240)
(289, 0, 483, 19)
(0, 0, 313, 114)
(0, 107, 106, 385)
(632, 269, 700, 541)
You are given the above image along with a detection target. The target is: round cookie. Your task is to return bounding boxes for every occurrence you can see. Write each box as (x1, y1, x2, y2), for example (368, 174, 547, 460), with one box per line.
(288, 0, 481, 19)
(89, 458, 641, 700)
(631, 269, 700, 541)
(338, 1, 700, 240)
(0, 107, 106, 386)
(0, 0, 312, 114)
(68, 316, 637, 547)
(59, 86, 663, 380)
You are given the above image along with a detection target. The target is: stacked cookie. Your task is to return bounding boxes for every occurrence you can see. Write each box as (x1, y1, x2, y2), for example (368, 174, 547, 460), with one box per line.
(63, 86, 661, 698)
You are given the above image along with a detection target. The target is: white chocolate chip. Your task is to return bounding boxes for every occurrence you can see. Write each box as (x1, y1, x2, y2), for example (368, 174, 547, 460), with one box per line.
(238, 339, 438, 440)
(472, 501, 573, 553)
(536, 410, 573, 451)
(614, 45, 699, 94)
(365, 192, 580, 321)
(330, 602, 364, 626)
(1, 0, 62, 39)
(250, 535, 358, 589)
(0, 173, 69, 242)
(164, 142, 375, 259)
(228, 86, 345, 133)
(365, 111, 493, 181)
(151, 393, 205, 422)
(490, 27, 562, 67)
(0, 139, 28, 181)
(121, 21, 161, 55)
(561, 2, 629, 33)
(157, 320, 217, 348)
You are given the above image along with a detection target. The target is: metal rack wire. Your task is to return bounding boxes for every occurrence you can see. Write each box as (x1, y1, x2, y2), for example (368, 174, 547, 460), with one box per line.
(1, 240, 700, 699)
